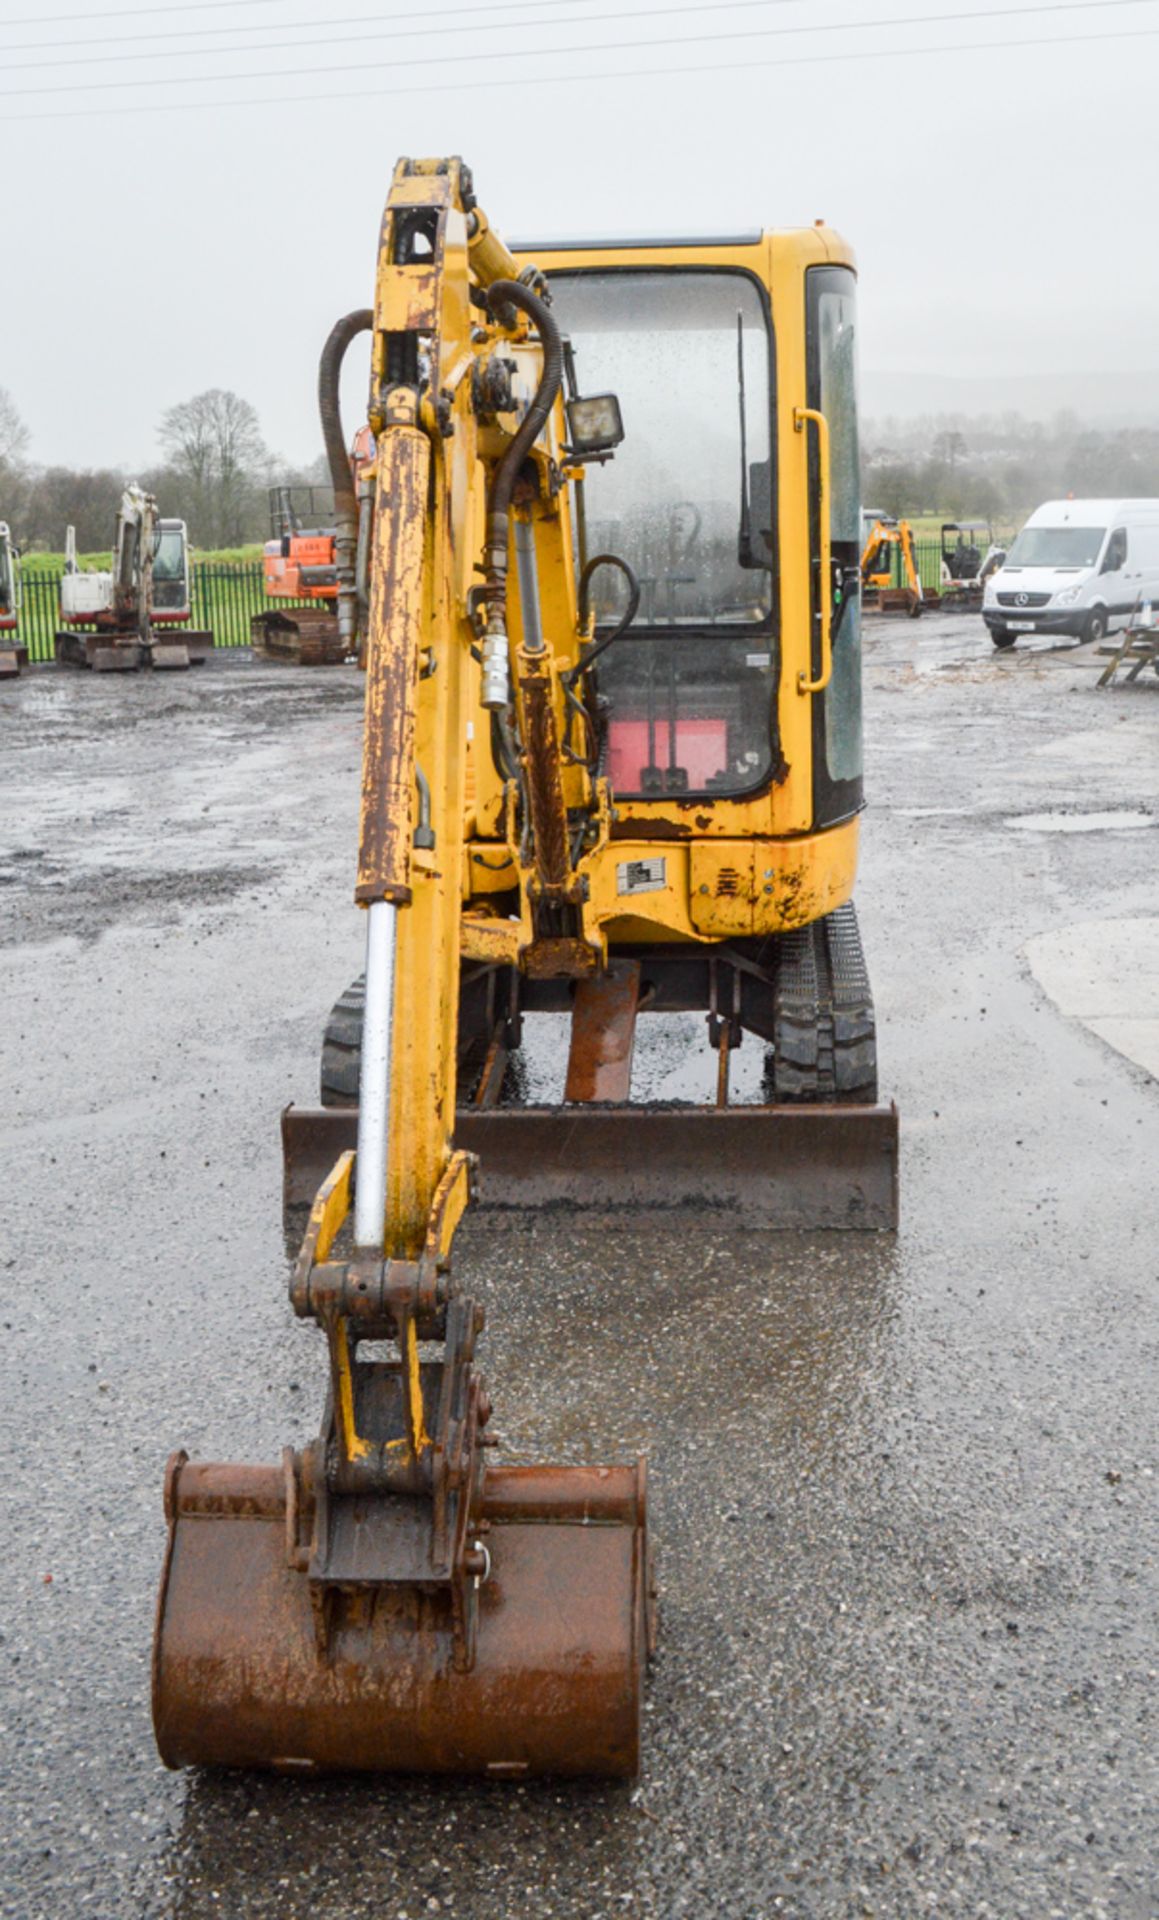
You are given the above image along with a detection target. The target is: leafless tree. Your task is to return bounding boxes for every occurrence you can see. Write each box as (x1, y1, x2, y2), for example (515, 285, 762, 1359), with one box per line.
(18, 467, 127, 552)
(931, 428, 968, 475)
(159, 388, 268, 546)
(0, 387, 30, 470)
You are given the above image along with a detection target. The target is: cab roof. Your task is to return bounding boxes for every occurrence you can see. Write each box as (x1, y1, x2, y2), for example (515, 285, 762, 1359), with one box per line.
(512, 226, 855, 272)
(511, 232, 764, 251)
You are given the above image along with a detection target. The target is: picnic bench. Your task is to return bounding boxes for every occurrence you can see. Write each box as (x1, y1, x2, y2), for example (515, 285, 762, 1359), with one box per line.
(1097, 620, 1159, 687)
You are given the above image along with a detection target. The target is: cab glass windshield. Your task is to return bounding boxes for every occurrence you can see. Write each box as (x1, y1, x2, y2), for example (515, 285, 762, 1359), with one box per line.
(1006, 526, 1104, 568)
(553, 270, 773, 626)
(152, 527, 187, 582)
(544, 268, 778, 801)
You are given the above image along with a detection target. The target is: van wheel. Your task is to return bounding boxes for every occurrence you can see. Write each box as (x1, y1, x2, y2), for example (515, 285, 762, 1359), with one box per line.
(1084, 607, 1108, 644)
(991, 628, 1016, 650)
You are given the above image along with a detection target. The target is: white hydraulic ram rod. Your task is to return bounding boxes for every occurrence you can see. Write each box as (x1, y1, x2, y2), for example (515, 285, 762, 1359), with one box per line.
(353, 897, 398, 1250)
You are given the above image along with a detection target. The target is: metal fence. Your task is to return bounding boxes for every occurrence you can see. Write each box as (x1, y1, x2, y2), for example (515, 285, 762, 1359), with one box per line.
(10, 562, 318, 663)
(917, 540, 947, 592)
(874, 539, 944, 594)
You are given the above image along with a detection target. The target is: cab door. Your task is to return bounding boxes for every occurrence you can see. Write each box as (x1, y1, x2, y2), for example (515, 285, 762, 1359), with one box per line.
(806, 265, 863, 829)
(151, 522, 192, 617)
(1100, 525, 1129, 630)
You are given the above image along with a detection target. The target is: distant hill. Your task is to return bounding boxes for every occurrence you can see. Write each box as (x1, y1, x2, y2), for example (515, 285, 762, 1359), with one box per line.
(862, 368, 1159, 428)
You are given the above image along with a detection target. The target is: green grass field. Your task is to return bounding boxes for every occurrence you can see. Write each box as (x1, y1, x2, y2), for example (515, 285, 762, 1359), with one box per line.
(21, 544, 266, 573)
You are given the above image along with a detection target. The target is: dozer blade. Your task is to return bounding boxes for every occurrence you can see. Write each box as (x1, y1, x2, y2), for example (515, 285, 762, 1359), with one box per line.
(283, 1102, 899, 1230)
(153, 1455, 650, 1776)
(55, 631, 142, 670)
(146, 630, 213, 669)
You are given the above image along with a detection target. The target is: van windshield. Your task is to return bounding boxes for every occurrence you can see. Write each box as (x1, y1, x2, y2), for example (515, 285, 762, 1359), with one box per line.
(1006, 526, 1104, 569)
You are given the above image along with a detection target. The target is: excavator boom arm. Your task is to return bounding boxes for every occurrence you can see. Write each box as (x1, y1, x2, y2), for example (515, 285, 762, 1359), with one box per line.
(152, 157, 651, 1780)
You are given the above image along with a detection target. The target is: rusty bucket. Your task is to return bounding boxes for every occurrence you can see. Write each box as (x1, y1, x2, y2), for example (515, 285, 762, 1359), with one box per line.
(153, 1452, 651, 1777)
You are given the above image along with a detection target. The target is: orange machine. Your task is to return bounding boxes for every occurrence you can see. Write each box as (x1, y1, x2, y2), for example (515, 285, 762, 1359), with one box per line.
(252, 428, 375, 664)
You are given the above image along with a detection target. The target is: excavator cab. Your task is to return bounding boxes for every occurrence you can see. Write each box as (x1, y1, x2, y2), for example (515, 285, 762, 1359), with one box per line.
(0, 523, 17, 625)
(149, 519, 194, 621)
(0, 522, 26, 677)
(543, 258, 862, 810)
(154, 161, 896, 1782)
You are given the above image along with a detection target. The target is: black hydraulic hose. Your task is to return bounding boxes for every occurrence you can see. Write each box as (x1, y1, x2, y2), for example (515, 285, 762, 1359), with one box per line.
(482, 279, 564, 605)
(566, 552, 641, 680)
(318, 309, 373, 516)
(318, 308, 373, 650)
(490, 710, 521, 783)
(563, 554, 641, 775)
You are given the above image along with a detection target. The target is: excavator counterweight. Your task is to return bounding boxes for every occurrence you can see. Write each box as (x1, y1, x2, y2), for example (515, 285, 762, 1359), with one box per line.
(153, 156, 896, 1778)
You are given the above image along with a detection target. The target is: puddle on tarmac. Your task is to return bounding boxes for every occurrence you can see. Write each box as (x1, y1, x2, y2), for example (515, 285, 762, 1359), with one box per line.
(1006, 809, 1156, 833)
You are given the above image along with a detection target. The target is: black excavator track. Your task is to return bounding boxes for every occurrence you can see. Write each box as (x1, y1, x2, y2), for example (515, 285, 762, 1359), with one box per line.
(319, 901, 879, 1112)
(318, 976, 364, 1107)
(768, 902, 878, 1105)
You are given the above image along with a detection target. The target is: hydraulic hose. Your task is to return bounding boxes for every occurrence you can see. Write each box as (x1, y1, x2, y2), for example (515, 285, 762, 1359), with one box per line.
(563, 554, 641, 775)
(482, 279, 563, 620)
(478, 278, 563, 714)
(571, 553, 641, 676)
(318, 308, 373, 650)
(318, 308, 372, 515)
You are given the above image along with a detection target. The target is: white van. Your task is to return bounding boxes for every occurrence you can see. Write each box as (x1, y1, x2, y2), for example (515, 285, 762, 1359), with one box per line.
(982, 498, 1159, 648)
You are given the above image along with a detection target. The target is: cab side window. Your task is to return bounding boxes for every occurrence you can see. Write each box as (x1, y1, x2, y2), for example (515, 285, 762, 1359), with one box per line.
(1102, 528, 1128, 573)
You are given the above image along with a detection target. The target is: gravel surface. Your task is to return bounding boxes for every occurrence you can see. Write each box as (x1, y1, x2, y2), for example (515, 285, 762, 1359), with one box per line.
(1, 629, 1156, 1919)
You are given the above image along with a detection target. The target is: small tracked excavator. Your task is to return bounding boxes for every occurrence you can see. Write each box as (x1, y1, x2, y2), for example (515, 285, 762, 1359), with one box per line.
(56, 486, 212, 670)
(861, 515, 927, 615)
(251, 431, 376, 665)
(938, 519, 1005, 609)
(153, 159, 898, 1779)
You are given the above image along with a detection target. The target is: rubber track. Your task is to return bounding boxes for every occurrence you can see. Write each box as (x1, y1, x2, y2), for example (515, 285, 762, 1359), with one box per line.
(320, 975, 364, 1107)
(319, 973, 499, 1108)
(771, 902, 878, 1104)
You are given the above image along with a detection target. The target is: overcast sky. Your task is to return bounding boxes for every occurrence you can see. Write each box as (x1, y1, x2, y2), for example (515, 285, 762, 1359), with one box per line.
(1, 0, 1156, 470)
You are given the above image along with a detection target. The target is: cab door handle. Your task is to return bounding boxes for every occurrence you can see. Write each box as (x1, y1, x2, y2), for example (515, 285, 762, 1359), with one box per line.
(794, 406, 832, 694)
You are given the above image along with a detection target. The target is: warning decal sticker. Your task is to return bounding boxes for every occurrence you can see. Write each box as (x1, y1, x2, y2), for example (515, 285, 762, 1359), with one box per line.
(616, 857, 667, 897)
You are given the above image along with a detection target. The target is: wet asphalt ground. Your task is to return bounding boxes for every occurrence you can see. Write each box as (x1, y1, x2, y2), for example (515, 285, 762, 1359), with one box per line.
(1, 621, 1156, 1920)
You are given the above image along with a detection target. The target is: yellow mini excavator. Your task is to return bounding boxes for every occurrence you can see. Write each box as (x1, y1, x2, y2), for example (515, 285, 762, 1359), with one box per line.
(861, 515, 927, 616)
(152, 159, 898, 1779)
